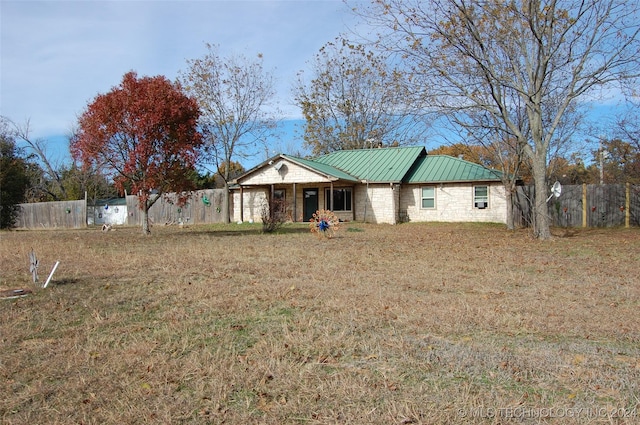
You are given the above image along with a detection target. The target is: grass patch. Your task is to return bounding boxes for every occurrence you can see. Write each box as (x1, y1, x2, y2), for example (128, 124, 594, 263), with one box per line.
(1, 223, 639, 424)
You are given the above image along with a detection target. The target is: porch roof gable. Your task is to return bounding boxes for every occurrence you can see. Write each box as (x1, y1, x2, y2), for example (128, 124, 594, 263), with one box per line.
(233, 153, 360, 185)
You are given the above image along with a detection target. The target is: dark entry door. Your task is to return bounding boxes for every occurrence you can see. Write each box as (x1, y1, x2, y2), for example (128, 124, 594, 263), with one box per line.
(303, 188, 319, 221)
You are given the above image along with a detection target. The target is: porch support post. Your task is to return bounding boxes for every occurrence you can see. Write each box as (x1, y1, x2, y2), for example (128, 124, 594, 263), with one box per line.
(352, 185, 356, 221)
(330, 181, 334, 210)
(239, 185, 244, 223)
(270, 184, 274, 219)
(293, 183, 297, 222)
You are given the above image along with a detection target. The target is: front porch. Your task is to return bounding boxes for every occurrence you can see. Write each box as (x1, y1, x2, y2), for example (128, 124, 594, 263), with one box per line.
(233, 183, 357, 223)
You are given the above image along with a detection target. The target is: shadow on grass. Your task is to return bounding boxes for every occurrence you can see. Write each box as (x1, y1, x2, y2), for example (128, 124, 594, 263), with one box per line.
(51, 278, 81, 286)
(176, 223, 313, 238)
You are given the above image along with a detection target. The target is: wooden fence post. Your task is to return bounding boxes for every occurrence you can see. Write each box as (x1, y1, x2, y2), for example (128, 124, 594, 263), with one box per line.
(582, 183, 587, 228)
(626, 182, 630, 228)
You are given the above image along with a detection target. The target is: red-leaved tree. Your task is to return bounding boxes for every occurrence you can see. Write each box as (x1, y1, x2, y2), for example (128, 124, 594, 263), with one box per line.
(71, 71, 202, 234)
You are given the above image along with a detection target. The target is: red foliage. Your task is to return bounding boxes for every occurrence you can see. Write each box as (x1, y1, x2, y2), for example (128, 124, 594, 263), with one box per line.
(71, 72, 202, 208)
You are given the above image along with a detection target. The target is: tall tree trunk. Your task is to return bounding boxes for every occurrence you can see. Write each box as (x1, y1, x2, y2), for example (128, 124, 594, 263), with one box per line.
(505, 182, 515, 231)
(142, 203, 151, 235)
(222, 181, 231, 224)
(532, 155, 552, 239)
(141, 194, 160, 235)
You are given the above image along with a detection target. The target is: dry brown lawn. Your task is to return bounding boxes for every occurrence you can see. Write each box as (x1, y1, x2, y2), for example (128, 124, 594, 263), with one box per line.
(1, 222, 639, 424)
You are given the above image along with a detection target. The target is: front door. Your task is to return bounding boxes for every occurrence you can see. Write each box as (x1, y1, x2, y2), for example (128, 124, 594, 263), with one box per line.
(303, 188, 318, 221)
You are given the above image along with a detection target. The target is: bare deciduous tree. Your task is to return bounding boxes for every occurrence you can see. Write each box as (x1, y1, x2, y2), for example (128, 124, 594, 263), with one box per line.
(4, 117, 68, 201)
(294, 38, 427, 155)
(355, 0, 640, 239)
(179, 45, 278, 223)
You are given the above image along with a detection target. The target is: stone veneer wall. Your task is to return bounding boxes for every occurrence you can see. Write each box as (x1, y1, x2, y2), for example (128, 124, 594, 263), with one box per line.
(232, 182, 507, 225)
(399, 182, 507, 224)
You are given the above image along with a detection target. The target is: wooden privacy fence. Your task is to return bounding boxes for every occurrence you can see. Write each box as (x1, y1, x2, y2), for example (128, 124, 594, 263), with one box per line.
(16, 189, 228, 229)
(126, 189, 227, 226)
(15, 199, 88, 229)
(16, 185, 638, 229)
(515, 183, 639, 228)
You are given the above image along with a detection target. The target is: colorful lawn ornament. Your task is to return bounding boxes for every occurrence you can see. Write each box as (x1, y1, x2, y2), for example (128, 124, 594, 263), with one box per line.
(309, 209, 340, 238)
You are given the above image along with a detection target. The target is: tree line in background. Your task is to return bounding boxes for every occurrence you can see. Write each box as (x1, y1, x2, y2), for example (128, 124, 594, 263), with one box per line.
(2, 0, 639, 238)
(430, 138, 640, 186)
(0, 115, 245, 230)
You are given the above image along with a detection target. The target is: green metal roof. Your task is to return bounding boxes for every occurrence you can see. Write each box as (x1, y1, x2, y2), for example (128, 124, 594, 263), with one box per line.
(234, 147, 502, 185)
(313, 146, 426, 182)
(282, 154, 360, 182)
(405, 155, 502, 183)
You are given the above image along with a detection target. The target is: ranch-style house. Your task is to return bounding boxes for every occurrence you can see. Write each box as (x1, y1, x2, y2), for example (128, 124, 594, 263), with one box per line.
(231, 146, 507, 225)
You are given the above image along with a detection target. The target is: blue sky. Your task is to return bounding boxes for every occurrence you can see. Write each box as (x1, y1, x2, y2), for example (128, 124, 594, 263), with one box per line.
(1, 0, 628, 172)
(1, 0, 361, 168)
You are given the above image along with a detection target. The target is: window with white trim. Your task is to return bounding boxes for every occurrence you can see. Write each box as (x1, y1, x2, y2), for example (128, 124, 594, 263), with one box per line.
(421, 187, 436, 209)
(325, 188, 352, 211)
(474, 185, 489, 209)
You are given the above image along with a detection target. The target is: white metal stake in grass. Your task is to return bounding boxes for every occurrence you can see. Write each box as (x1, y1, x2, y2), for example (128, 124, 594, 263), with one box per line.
(43, 261, 60, 288)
